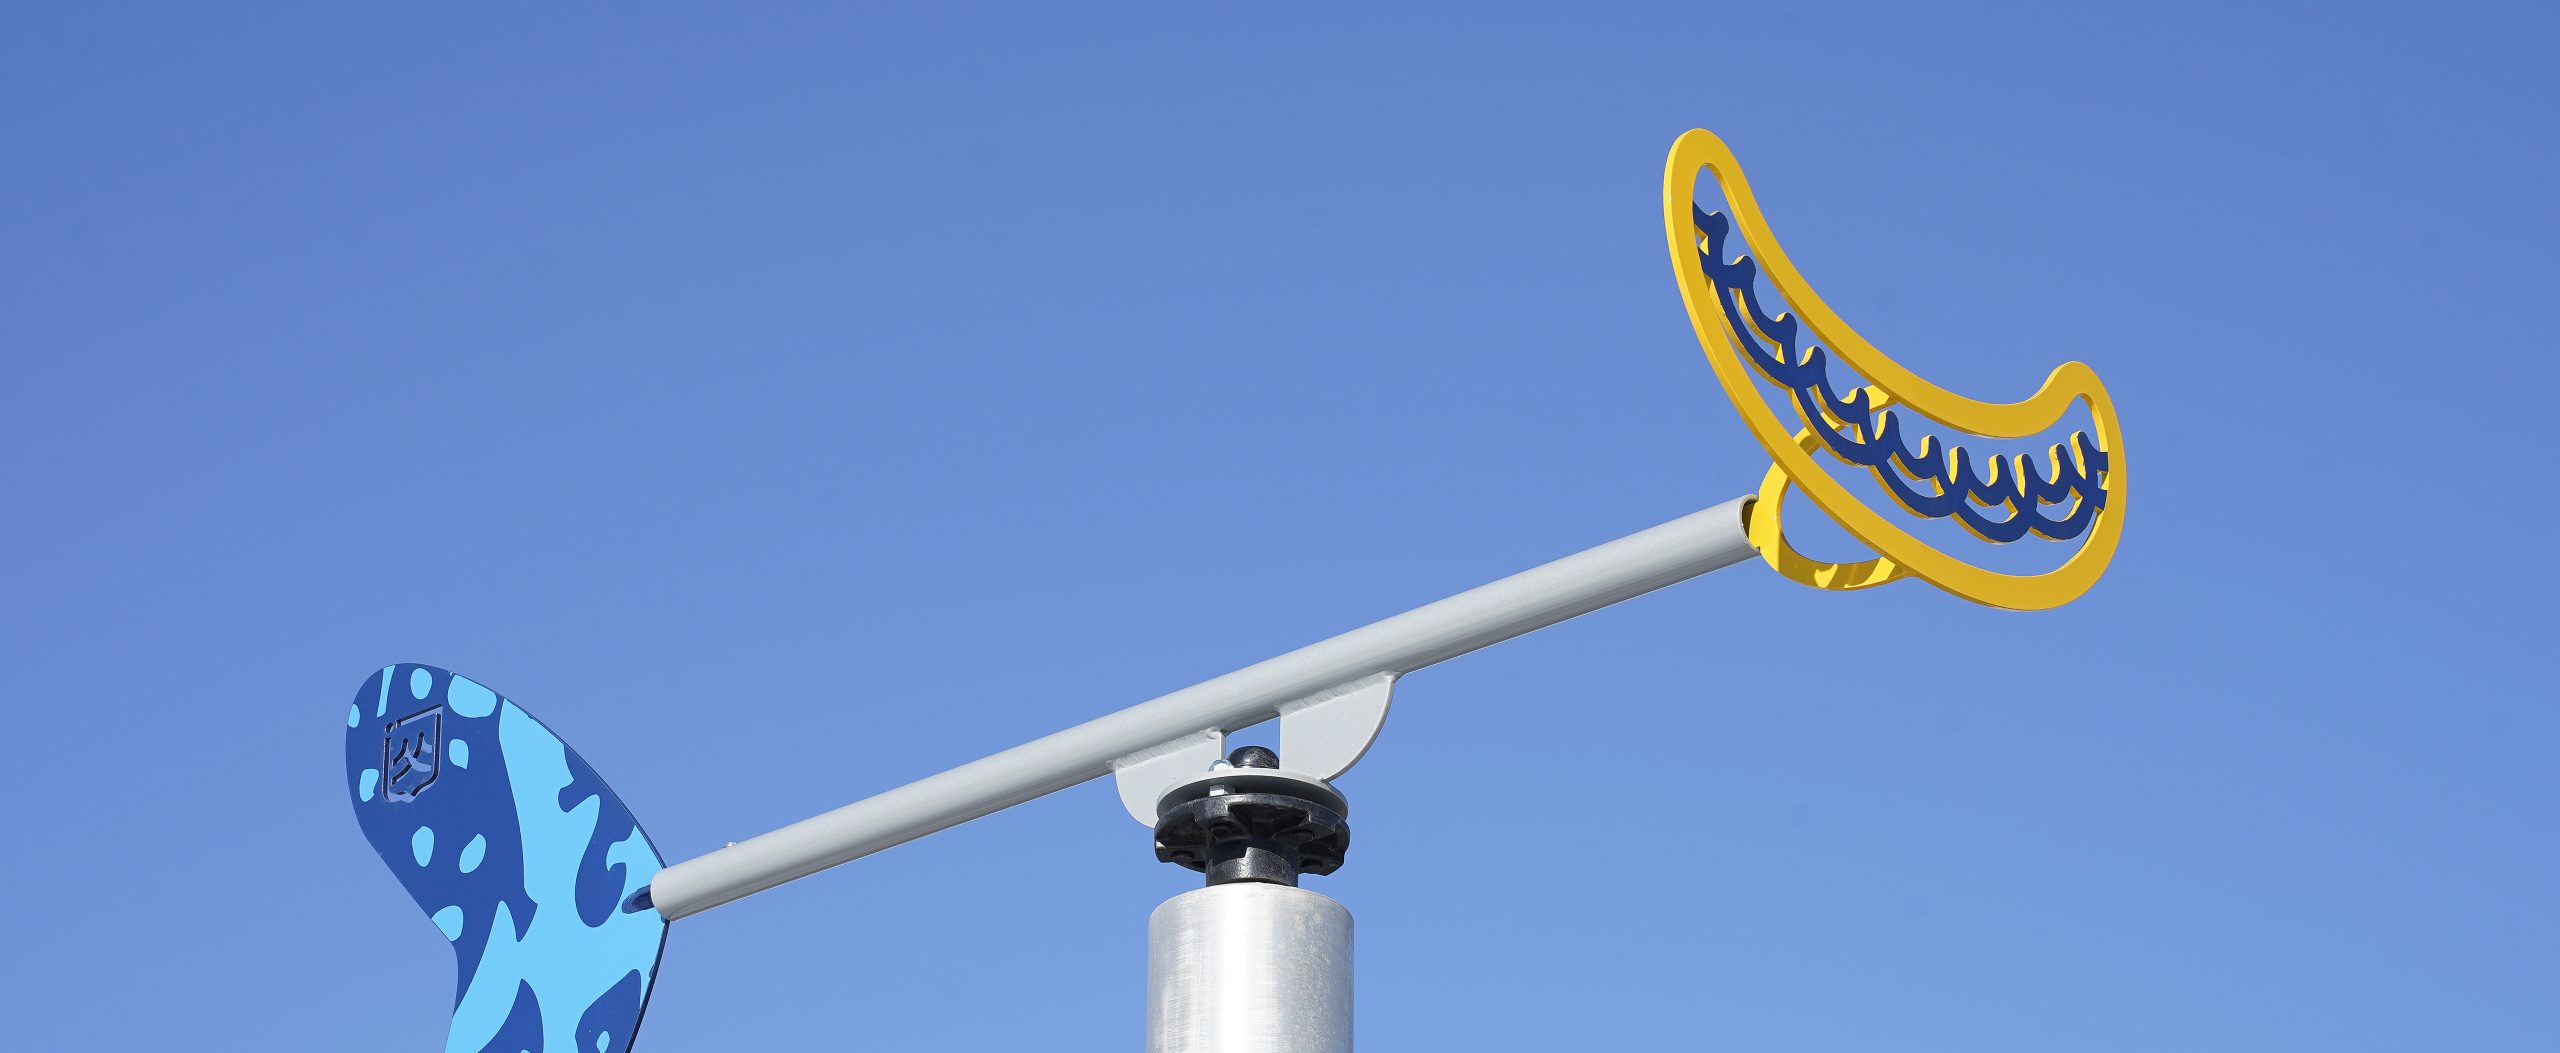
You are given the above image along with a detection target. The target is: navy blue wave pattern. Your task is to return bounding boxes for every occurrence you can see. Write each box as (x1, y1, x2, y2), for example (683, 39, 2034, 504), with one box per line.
(346, 665, 668, 1053)
(1692, 206, 2107, 542)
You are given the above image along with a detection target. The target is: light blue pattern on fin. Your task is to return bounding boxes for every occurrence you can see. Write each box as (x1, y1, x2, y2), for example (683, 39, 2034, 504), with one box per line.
(448, 675, 497, 718)
(461, 834, 487, 874)
(442, 703, 664, 1053)
(433, 905, 466, 941)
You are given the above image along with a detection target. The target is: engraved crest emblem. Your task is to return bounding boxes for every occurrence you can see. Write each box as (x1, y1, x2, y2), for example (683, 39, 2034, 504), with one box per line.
(381, 704, 443, 802)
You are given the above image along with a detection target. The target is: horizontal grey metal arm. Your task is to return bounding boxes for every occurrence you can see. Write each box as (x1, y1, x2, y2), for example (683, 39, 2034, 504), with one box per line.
(646, 495, 1757, 919)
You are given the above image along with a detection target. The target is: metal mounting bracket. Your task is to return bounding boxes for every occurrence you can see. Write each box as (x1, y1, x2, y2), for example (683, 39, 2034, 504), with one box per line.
(1111, 728, 1225, 825)
(1277, 671, 1396, 782)
(1107, 672, 1398, 825)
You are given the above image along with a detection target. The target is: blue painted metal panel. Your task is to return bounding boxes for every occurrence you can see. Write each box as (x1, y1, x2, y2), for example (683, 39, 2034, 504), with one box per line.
(346, 664, 668, 1053)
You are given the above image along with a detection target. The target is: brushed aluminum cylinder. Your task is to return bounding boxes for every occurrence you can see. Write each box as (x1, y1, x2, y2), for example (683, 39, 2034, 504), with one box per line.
(1148, 883, 1353, 1053)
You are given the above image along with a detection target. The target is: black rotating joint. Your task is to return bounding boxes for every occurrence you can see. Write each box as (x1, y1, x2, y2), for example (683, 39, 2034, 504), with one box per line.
(1151, 746, 1350, 887)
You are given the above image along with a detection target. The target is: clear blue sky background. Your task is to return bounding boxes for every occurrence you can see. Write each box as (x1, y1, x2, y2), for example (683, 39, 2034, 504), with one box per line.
(3, 4, 2553, 1050)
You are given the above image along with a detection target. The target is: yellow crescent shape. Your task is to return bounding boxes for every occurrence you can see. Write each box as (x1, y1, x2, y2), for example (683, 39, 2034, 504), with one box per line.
(1664, 129, 2128, 610)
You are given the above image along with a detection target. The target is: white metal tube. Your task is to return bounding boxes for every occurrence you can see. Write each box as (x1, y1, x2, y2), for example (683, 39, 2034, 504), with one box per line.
(1149, 884, 1353, 1053)
(647, 496, 1754, 919)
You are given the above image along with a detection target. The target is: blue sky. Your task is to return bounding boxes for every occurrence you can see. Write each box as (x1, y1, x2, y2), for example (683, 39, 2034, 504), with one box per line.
(3, 3, 2553, 1049)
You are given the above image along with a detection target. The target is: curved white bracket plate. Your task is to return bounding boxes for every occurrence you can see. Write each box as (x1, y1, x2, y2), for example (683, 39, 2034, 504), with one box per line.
(1111, 728, 1224, 825)
(1278, 672, 1397, 782)
(1104, 673, 1398, 825)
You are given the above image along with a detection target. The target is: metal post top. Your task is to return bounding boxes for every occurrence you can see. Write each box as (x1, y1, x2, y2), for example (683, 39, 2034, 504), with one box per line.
(1149, 882, 1354, 1053)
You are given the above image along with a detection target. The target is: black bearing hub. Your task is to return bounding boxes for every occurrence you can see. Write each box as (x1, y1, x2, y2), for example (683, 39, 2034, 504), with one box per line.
(1152, 746, 1350, 887)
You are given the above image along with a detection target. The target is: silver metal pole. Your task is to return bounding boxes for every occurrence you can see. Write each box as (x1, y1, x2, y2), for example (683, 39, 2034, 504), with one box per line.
(646, 496, 1754, 919)
(1149, 884, 1353, 1053)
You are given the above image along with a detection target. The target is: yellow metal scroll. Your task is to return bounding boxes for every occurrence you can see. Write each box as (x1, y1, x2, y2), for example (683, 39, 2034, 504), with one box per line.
(1663, 129, 2126, 610)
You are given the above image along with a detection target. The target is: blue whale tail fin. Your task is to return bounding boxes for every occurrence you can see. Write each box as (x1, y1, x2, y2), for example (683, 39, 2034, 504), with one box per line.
(345, 664, 670, 1053)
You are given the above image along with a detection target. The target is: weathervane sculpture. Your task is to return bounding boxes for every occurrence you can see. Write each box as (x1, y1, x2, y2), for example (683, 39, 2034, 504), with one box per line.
(343, 129, 2126, 1053)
